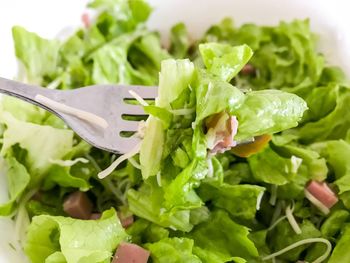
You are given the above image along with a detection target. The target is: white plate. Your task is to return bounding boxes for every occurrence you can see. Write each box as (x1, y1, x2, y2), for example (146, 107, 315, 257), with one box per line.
(0, 0, 349, 262)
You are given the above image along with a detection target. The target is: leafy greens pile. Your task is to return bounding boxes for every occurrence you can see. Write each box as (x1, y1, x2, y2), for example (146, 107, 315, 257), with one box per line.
(1, 0, 350, 262)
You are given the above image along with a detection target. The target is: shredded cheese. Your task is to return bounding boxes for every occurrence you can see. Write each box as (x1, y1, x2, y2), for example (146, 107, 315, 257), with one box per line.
(304, 189, 330, 215)
(285, 204, 302, 234)
(128, 157, 141, 170)
(290, 155, 303, 174)
(156, 172, 162, 187)
(49, 158, 89, 167)
(128, 90, 149, 106)
(206, 158, 214, 178)
(98, 142, 141, 179)
(35, 94, 108, 129)
(270, 201, 283, 225)
(256, 191, 264, 210)
(262, 238, 332, 263)
(136, 120, 147, 139)
(46, 77, 62, 90)
(269, 185, 278, 206)
(268, 216, 287, 231)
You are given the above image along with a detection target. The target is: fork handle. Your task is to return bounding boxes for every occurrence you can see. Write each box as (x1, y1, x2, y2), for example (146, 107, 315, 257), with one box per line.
(0, 77, 54, 108)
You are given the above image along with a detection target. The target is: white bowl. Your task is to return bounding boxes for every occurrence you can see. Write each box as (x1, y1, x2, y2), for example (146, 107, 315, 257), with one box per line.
(0, 0, 349, 262)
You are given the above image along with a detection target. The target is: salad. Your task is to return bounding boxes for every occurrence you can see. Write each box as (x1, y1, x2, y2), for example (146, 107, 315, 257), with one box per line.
(1, 0, 350, 262)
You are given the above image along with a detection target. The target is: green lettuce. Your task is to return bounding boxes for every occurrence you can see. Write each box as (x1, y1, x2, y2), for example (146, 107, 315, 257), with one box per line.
(42, 165, 90, 192)
(328, 225, 350, 263)
(199, 43, 253, 82)
(321, 210, 350, 238)
(295, 86, 350, 143)
(248, 146, 295, 185)
(0, 157, 30, 215)
(12, 26, 60, 83)
(140, 59, 195, 179)
(189, 210, 258, 261)
(194, 73, 244, 123)
(0, 111, 74, 186)
(234, 90, 308, 141)
(163, 159, 206, 211)
(7, 1, 349, 262)
(127, 219, 169, 244)
(169, 23, 190, 59)
(146, 237, 201, 263)
(198, 183, 265, 221)
(25, 208, 128, 263)
(127, 178, 193, 232)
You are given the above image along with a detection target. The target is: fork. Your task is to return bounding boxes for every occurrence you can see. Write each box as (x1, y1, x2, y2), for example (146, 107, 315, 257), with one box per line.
(0, 77, 157, 154)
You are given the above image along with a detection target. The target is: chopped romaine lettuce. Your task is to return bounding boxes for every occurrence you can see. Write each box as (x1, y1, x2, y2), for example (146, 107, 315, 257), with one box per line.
(2, 0, 350, 262)
(25, 208, 127, 263)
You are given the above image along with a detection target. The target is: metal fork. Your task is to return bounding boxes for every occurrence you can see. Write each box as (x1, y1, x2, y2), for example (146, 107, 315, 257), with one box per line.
(0, 77, 157, 154)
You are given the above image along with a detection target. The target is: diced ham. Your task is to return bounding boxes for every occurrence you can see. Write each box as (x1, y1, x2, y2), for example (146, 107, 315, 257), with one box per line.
(206, 112, 238, 155)
(63, 191, 93, 220)
(118, 212, 134, 228)
(240, 64, 255, 76)
(231, 134, 272, 157)
(81, 13, 90, 28)
(32, 191, 43, 201)
(90, 213, 102, 220)
(112, 242, 150, 263)
(306, 181, 338, 209)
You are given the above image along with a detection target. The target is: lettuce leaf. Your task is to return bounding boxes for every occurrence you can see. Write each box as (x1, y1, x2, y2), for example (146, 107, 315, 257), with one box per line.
(294, 86, 350, 143)
(127, 178, 193, 232)
(0, 157, 30, 216)
(12, 26, 60, 83)
(146, 237, 201, 263)
(127, 219, 169, 244)
(199, 43, 253, 82)
(193, 246, 246, 263)
(42, 165, 90, 192)
(189, 210, 258, 261)
(198, 183, 264, 221)
(310, 140, 350, 210)
(140, 59, 195, 179)
(234, 90, 308, 141)
(248, 146, 294, 185)
(170, 23, 190, 59)
(201, 19, 325, 90)
(328, 225, 350, 263)
(88, 0, 152, 35)
(272, 137, 328, 181)
(194, 73, 244, 122)
(0, 111, 74, 186)
(163, 159, 206, 211)
(321, 210, 350, 238)
(25, 208, 128, 263)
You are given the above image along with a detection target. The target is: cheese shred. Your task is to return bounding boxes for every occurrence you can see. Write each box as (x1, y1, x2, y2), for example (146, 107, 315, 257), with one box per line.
(285, 204, 302, 235)
(128, 90, 149, 106)
(128, 157, 142, 170)
(262, 238, 332, 263)
(49, 158, 89, 167)
(304, 189, 330, 215)
(35, 94, 108, 129)
(98, 142, 141, 179)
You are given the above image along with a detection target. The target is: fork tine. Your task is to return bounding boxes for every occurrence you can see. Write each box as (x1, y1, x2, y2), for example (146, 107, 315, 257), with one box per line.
(115, 136, 141, 152)
(118, 120, 139, 132)
(124, 85, 158, 99)
(122, 104, 146, 115)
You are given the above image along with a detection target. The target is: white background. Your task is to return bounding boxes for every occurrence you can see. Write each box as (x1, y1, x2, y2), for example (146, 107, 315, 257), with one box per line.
(0, 0, 350, 262)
